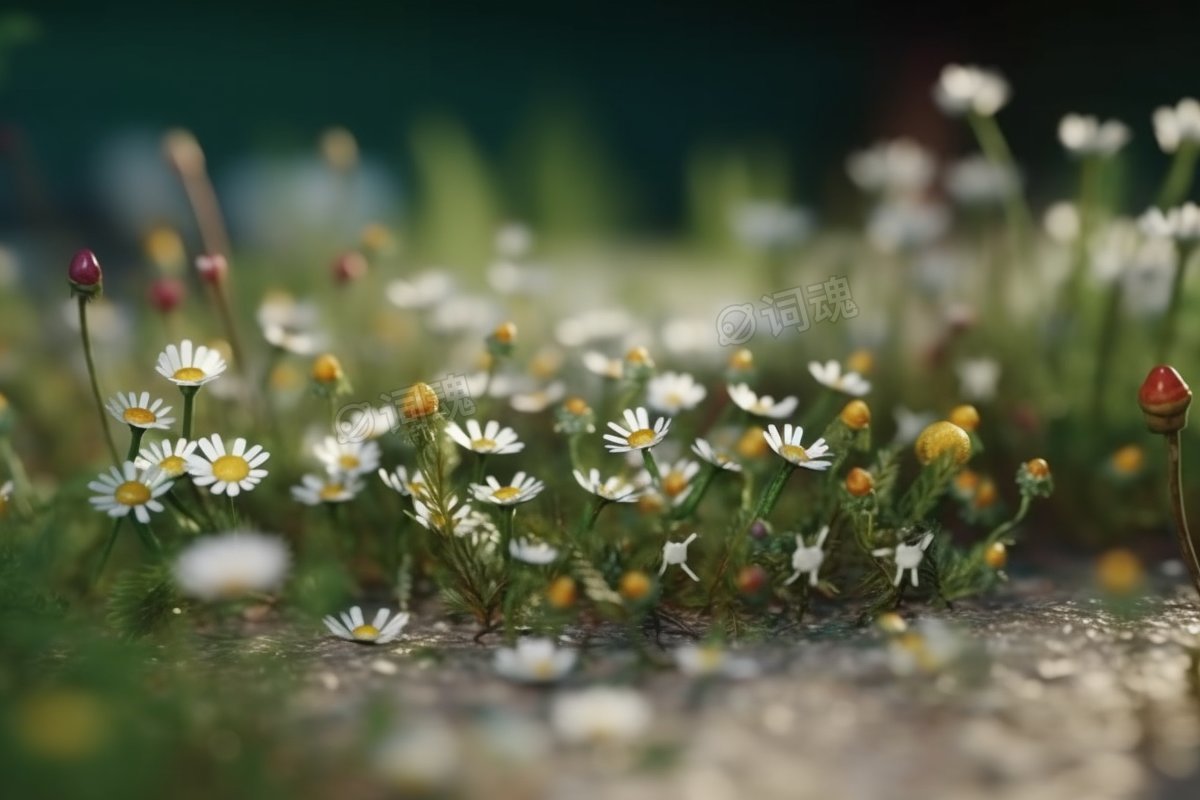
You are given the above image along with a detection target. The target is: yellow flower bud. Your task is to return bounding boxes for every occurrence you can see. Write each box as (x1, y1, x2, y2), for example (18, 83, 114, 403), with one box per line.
(619, 570, 652, 601)
(948, 404, 980, 432)
(402, 382, 439, 419)
(311, 353, 344, 385)
(840, 399, 871, 430)
(984, 542, 1007, 569)
(493, 321, 517, 345)
(1025, 458, 1050, 479)
(846, 349, 874, 375)
(728, 348, 753, 370)
(546, 576, 577, 609)
(1097, 549, 1143, 595)
(914, 421, 972, 466)
(845, 467, 874, 497)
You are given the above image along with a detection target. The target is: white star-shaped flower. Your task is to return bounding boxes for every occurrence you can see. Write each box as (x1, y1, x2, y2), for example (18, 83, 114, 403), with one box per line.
(660, 532, 699, 581)
(785, 525, 830, 587)
(873, 532, 935, 587)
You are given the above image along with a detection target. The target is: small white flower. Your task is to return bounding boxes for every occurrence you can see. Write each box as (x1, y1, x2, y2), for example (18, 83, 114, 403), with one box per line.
(573, 468, 640, 503)
(1058, 114, 1130, 157)
(173, 530, 290, 600)
(873, 532, 935, 587)
(1122, 238, 1178, 317)
(785, 525, 830, 587)
(323, 605, 409, 644)
(188, 434, 270, 496)
(646, 371, 707, 415)
(291, 473, 364, 505)
(551, 687, 651, 745)
(730, 201, 814, 251)
(690, 438, 743, 472)
(1152, 98, 1200, 154)
(257, 293, 326, 355)
(378, 466, 428, 498)
(846, 139, 936, 196)
(385, 270, 454, 310)
(509, 538, 559, 565)
(134, 438, 198, 478)
(867, 199, 950, 252)
(494, 222, 533, 260)
(554, 308, 636, 348)
(955, 358, 1002, 402)
(807, 359, 871, 397)
(1043, 201, 1081, 243)
(105, 391, 175, 430)
(494, 637, 576, 683)
(445, 419, 524, 455)
(763, 424, 833, 470)
(893, 406, 936, 446)
(1139, 203, 1200, 243)
(413, 494, 473, 535)
(660, 532, 700, 581)
(944, 156, 1020, 206)
(933, 63, 1009, 117)
(582, 350, 624, 380)
(726, 383, 798, 419)
(654, 458, 702, 505)
(470, 472, 545, 506)
(510, 382, 566, 413)
(673, 644, 759, 680)
(88, 461, 173, 524)
(603, 407, 671, 454)
(313, 436, 380, 477)
(154, 339, 228, 387)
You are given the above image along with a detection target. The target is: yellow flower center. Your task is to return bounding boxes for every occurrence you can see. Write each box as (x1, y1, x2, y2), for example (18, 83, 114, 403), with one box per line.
(663, 471, 688, 497)
(319, 483, 345, 501)
(173, 366, 206, 382)
(212, 455, 250, 483)
(666, 391, 683, 408)
(159, 455, 187, 477)
(407, 480, 425, 496)
(696, 648, 724, 672)
(626, 428, 656, 448)
(338, 454, 360, 470)
(123, 407, 157, 425)
(471, 438, 498, 452)
(351, 624, 379, 641)
(532, 659, 556, 680)
(780, 444, 810, 462)
(492, 486, 522, 501)
(114, 481, 151, 506)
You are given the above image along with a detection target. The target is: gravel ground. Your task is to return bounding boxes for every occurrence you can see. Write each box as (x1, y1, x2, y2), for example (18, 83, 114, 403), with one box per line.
(198, 574, 1200, 800)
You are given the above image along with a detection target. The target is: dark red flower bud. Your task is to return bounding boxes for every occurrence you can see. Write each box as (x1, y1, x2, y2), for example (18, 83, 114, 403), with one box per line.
(69, 249, 102, 286)
(333, 251, 368, 284)
(195, 253, 227, 286)
(148, 277, 185, 313)
(1139, 365, 1192, 434)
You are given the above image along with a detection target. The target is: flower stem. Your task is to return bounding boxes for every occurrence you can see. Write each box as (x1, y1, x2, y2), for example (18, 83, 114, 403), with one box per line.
(180, 386, 198, 440)
(748, 461, 796, 525)
(92, 517, 124, 585)
(126, 426, 145, 463)
(671, 464, 719, 520)
(967, 112, 1033, 251)
(1157, 142, 1199, 210)
(641, 448, 662, 488)
(130, 519, 163, 557)
(1090, 277, 1125, 424)
(1158, 243, 1195, 363)
(1166, 432, 1200, 598)
(78, 296, 119, 463)
(502, 506, 516, 567)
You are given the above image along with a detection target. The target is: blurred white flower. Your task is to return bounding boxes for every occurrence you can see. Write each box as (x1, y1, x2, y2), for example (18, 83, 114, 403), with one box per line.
(673, 644, 759, 679)
(730, 201, 814, 251)
(508, 538, 559, 565)
(785, 525, 830, 587)
(727, 383, 798, 418)
(428, 295, 498, 335)
(487, 260, 553, 296)
(933, 64, 1010, 117)
(647, 371, 707, 415)
(494, 222, 533, 260)
(494, 637, 576, 683)
(956, 357, 1002, 401)
(846, 139, 936, 196)
(867, 199, 949, 252)
(555, 308, 636, 347)
(257, 293, 326, 355)
(872, 531, 934, 587)
(509, 382, 566, 413)
(446, 419, 524, 455)
(888, 618, 966, 676)
(173, 530, 290, 600)
(808, 359, 871, 396)
(1122, 237, 1177, 317)
(1089, 219, 1140, 284)
(1058, 114, 1130, 157)
(378, 465, 427, 498)
(573, 469, 641, 503)
(1139, 203, 1200, 242)
(385, 270, 454, 310)
(582, 350, 624, 380)
(1152, 98, 1200, 153)
(551, 687, 651, 745)
(372, 720, 460, 794)
(944, 155, 1020, 206)
(313, 436, 380, 477)
(290, 472, 363, 505)
(691, 438, 743, 472)
(1043, 201, 1081, 243)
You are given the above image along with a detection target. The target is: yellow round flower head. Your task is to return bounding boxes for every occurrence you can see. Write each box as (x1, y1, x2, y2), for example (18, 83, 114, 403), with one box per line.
(846, 349, 874, 375)
(546, 576, 577, 609)
(840, 399, 871, 430)
(493, 321, 517, 345)
(1097, 549, 1143, 595)
(311, 353, 344, 385)
(948, 404, 981, 432)
(985, 542, 1007, 569)
(402, 382, 440, 420)
(914, 421, 972, 466)
(619, 570, 652, 601)
(728, 348, 753, 371)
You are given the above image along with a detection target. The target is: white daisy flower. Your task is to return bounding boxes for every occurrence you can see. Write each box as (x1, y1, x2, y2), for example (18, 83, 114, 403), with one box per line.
(134, 438, 199, 479)
(726, 383, 798, 419)
(1153, 98, 1200, 154)
(173, 530, 290, 600)
(313, 436, 380, 477)
(291, 473, 364, 505)
(510, 382, 566, 413)
(257, 294, 327, 355)
(867, 198, 950, 252)
(646, 371, 707, 416)
(955, 358, 1002, 402)
(933, 63, 1009, 117)
(573, 469, 641, 503)
(105, 391, 176, 430)
(88, 461, 173, 524)
(378, 466, 428, 498)
(673, 644, 760, 680)
(188, 434, 270, 496)
(459, 510, 501, 552)
(690, 438, 743, 472)
(385, 270, 454, 310)
(807, 360, 871, 397)
(582, 350, 624, 380)
(763, 424, 833, 470)
(660, 532, 700, 581)
(323, 605, 410, 644)
(551, 687, 651, 745)
(785, 525, 830, 587)
(873, 532, 935, 587)
(495, 637, 576, 683)
(554, 308, 636, 348)
(445, 419, 524, 455)
(1122, 238, 1178, 317)
(470, 472, 545, 506)
(944, 156, 1020, 206)
(1139, 203, 1200, 243)
(846, 138, 936, 196)
(154, 339, 228, 387)
(1058, 114, 1130, 157)
(413, 494, 473, 535)
(603, 407, 671, 454)
(730, 201, 814, 251)
(509, 538, 559, 565)
(652, 458, 701, 505)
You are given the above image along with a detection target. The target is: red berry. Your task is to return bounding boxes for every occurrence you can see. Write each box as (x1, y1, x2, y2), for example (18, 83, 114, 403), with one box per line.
(68, 249, 102, 286)
(333, 251, 367, 284)
(148, 277, 185, 313)
(737, 564, 768, 595)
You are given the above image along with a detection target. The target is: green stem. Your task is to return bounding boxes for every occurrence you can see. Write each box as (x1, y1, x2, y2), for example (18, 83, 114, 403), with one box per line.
(747, 461, 796, 527)
(1157, 143, 1199, 210)
(502, 505, 516, 566)
(580, 498, 609, 535)
(985, 493, 1032, 546)
(641, 448, 662, 488)
(78, 295, 120, 463)
(1167, 432, 1200, 599)
(1090, 277, 1125, 424)
(92, 517, 124, 585)
(1159, 243, 1195, 363)
(967, 112, 1033, 252)
(126, 426, 146, 463)
(1059, 156, 1102, 326)
(180, 386, 198, 440)
(130, 519, 163, 557)
(164, 490, 202, 528)
(671, 464, 719, 520)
